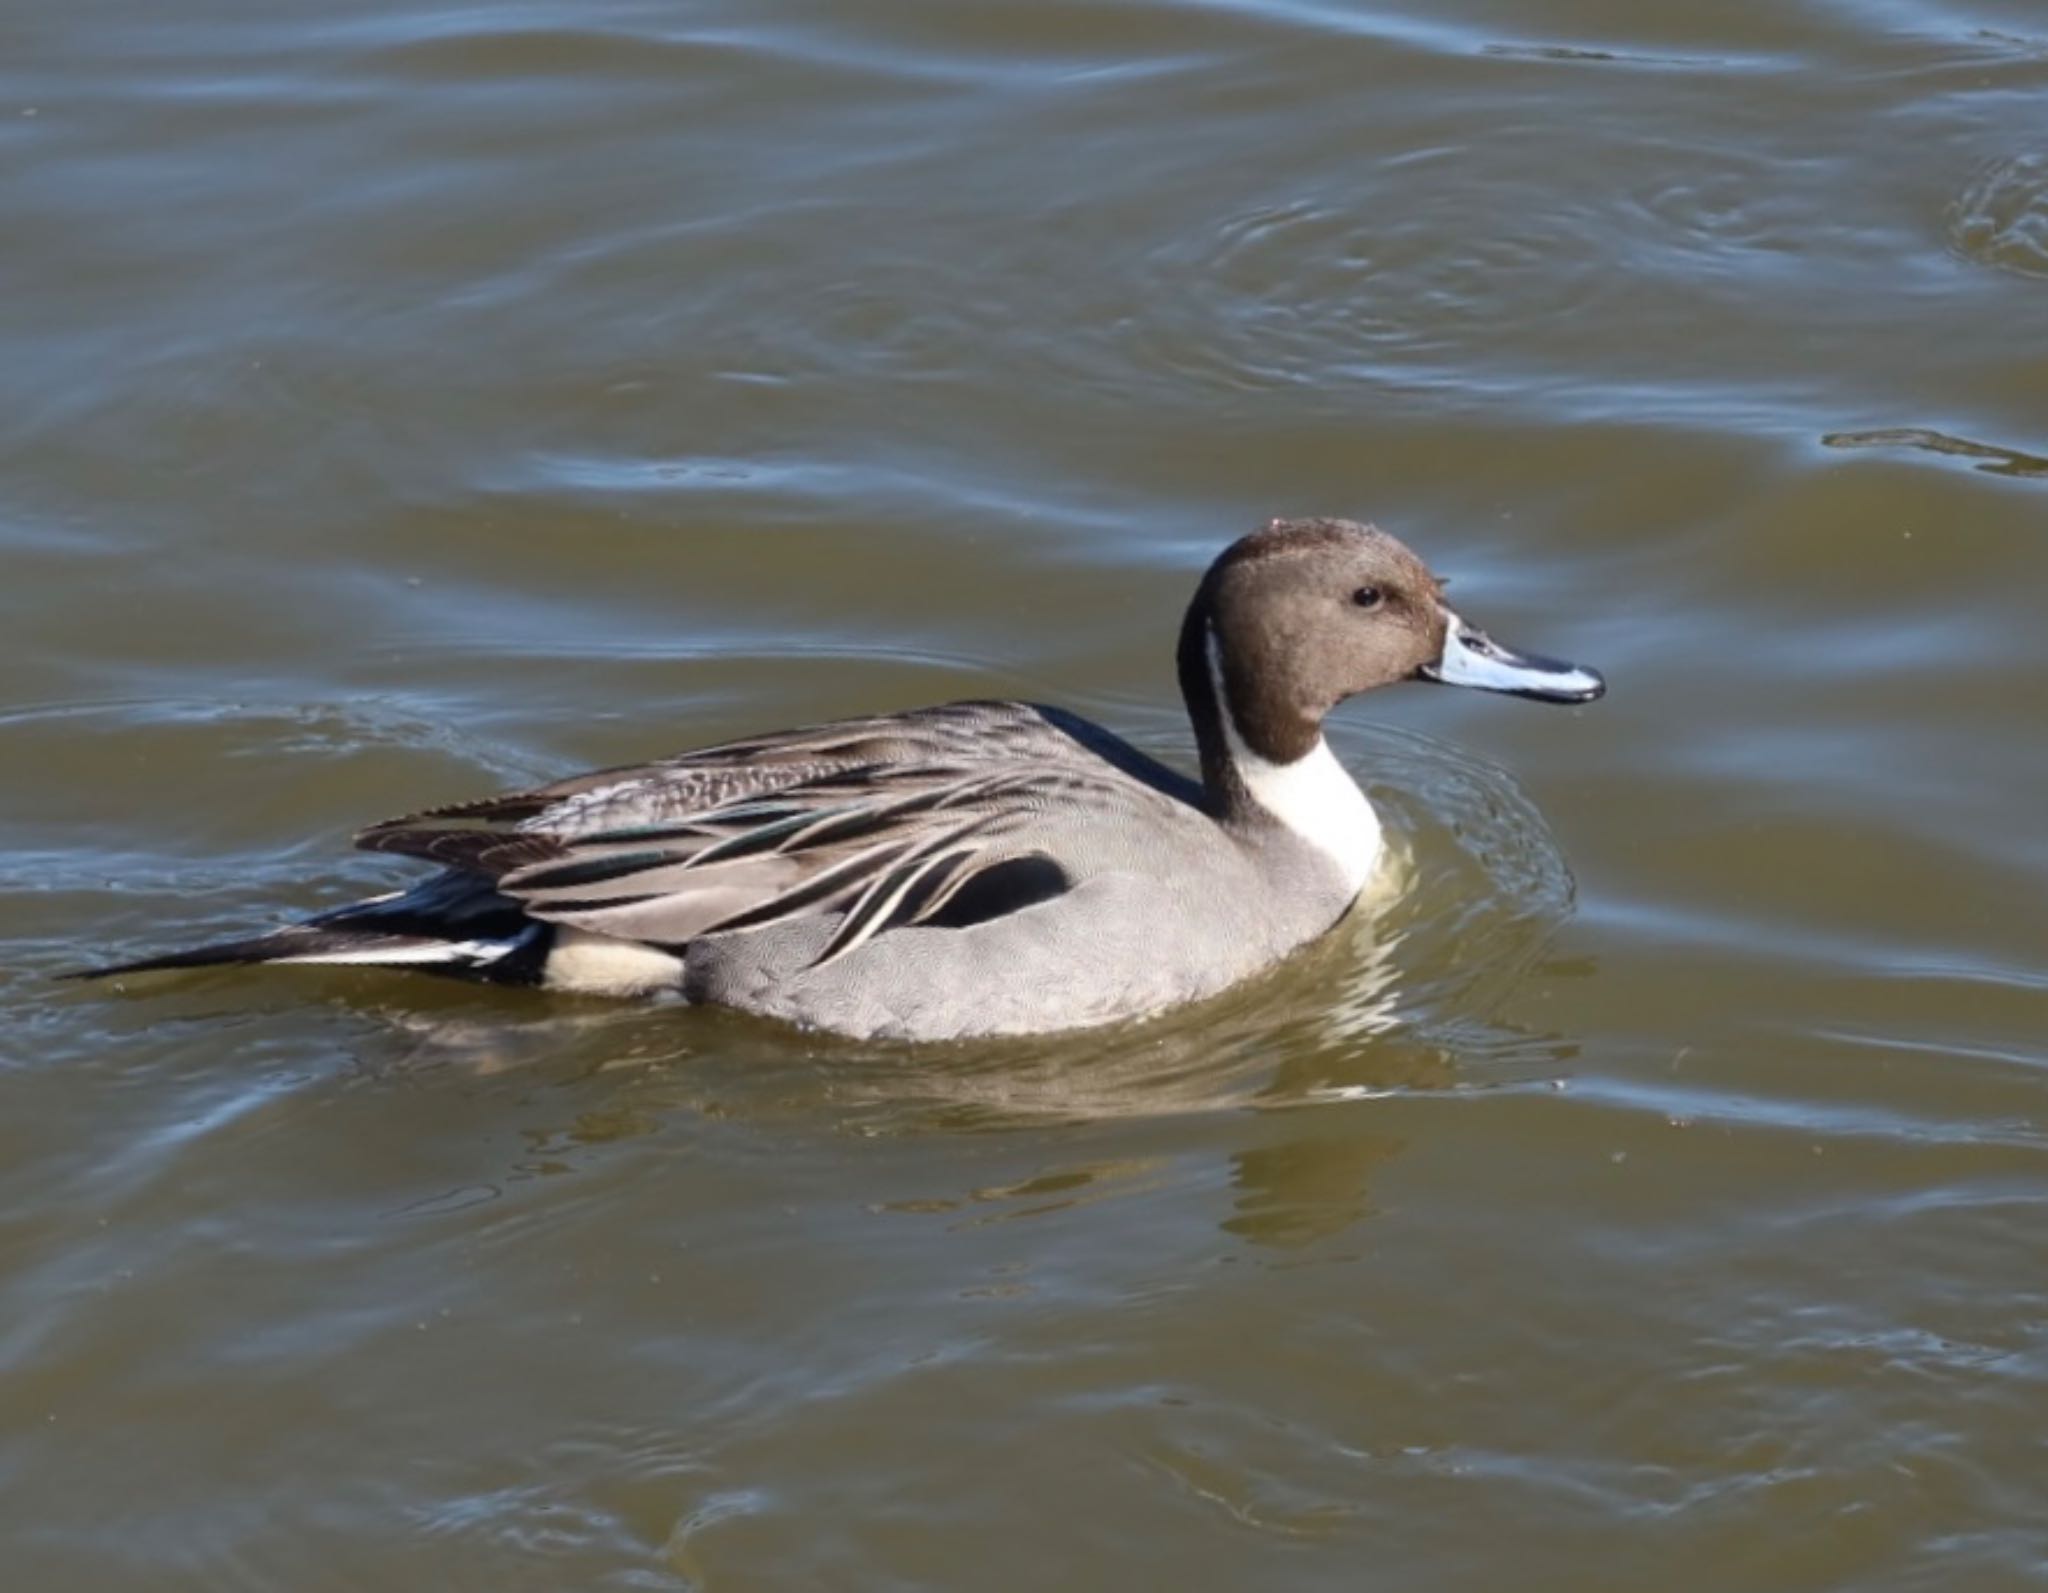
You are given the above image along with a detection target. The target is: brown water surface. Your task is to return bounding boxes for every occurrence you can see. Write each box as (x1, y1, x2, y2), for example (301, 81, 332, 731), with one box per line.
(5, 0, 2048, 1586)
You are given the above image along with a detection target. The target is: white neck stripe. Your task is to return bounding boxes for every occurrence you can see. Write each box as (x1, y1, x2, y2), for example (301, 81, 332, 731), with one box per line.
(1205, 630, 1381, 893)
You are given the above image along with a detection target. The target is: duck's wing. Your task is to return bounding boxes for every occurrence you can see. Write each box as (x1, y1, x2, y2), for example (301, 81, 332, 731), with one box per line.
(358, 701, 1076, 852)
(354, 705, 1158, 966)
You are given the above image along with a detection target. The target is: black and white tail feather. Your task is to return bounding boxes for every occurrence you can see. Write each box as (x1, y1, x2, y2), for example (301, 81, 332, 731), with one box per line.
(70, 870, 552, 983)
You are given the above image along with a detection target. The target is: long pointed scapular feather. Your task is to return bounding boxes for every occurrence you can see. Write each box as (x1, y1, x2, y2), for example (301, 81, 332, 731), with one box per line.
(701, 835, 922, 936)
(812, 846, 985, 968)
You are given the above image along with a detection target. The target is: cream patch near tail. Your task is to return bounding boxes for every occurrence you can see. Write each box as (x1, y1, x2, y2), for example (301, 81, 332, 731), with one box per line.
(541, 927, 686, 997)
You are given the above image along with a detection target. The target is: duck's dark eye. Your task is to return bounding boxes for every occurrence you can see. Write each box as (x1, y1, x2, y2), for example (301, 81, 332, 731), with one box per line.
(1352, 585, 1385, 610)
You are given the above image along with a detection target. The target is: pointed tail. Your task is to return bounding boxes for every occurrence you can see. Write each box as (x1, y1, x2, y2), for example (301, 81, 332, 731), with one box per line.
(62, 867, 553, 985)
(62, 924, 540, 982)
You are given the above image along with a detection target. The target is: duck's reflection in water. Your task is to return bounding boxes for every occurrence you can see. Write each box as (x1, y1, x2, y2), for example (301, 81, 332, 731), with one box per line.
(351, 902, 1575, 1256)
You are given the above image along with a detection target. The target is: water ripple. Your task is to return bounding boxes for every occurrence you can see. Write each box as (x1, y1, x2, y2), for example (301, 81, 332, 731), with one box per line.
(1946, 153, 2048, 279)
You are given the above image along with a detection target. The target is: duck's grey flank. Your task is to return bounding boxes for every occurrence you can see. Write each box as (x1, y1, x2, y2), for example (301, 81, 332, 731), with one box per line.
(75, 519, 1603, 1041)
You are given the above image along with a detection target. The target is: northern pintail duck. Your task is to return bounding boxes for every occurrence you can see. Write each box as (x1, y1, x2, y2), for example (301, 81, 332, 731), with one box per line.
(77, 519, 1602, 1040)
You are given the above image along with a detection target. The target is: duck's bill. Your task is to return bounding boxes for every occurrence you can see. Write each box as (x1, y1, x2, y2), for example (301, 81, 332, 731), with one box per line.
(1419, 612, 1605, 704)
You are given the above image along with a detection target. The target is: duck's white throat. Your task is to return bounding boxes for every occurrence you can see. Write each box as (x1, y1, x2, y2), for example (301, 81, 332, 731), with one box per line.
(1206, 632, 1382, 894)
